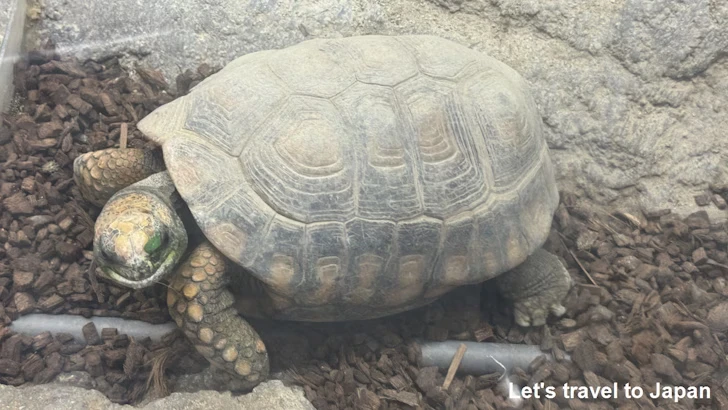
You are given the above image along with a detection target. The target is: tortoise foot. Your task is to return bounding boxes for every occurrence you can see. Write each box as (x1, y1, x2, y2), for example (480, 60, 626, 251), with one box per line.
(495, 248, 572, 327)
(167, 242, 269, 390)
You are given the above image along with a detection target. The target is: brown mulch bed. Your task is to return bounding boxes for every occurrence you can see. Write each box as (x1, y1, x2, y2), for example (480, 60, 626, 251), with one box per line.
(1, 44, 727, 409)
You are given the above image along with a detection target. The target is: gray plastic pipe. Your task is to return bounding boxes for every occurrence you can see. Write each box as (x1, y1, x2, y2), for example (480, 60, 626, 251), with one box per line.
(10, 314, 177, 342)
(417, 339, 549, 375)
(12, 316, 550, 375)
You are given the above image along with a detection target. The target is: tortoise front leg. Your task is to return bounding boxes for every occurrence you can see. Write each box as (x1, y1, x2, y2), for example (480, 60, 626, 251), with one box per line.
(73, 148, 165, 207)
(167, 242, 269, 390)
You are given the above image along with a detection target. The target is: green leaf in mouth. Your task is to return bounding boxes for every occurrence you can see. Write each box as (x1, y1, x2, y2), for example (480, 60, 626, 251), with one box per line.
(144, 232, 163, 254)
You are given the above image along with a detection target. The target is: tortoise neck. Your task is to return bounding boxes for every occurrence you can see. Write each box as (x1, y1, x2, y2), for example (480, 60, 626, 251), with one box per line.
(125, 171, 178, 206)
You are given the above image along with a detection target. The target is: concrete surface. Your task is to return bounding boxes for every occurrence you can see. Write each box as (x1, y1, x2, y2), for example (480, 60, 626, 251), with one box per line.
(0, 380, 315, 409)
(27, 0, 728, 220)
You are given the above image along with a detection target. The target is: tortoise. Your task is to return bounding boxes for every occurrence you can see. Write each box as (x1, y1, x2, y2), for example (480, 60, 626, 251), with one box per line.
(73, 35, 572, 389)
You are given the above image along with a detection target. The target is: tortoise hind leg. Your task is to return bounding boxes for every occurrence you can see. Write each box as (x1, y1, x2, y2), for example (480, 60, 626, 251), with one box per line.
(494, 248, 572, 327)
(167, 242, 269, 390)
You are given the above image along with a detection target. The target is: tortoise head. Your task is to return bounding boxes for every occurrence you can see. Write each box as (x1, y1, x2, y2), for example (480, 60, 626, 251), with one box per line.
(93, 190, 188, 289)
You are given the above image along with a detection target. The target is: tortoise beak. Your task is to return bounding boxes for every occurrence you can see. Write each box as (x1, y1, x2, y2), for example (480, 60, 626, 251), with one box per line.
(99, 249, 181, 289)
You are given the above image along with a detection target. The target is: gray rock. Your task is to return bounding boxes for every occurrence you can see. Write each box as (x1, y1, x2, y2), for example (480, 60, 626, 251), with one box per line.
(0, 380, 314, 409)
(27, 0, 728, 220)
(0, 383, 114, 410)
(142, 381, 314, 410)
(237, 380, 315, 410)
(610, 0, 728, 80)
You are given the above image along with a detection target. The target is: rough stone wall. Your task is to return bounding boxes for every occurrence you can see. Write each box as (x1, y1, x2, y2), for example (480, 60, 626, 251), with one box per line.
(30, 0, 728, 218)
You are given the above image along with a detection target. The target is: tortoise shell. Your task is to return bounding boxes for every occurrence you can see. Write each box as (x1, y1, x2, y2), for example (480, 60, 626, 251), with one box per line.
(137, 35, 559, 321)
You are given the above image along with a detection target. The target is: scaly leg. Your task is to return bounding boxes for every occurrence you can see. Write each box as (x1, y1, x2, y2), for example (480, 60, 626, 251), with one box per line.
(167, 242, 269, 390)
(73, 148, 165, 207)
(495, 248, 572, 327)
